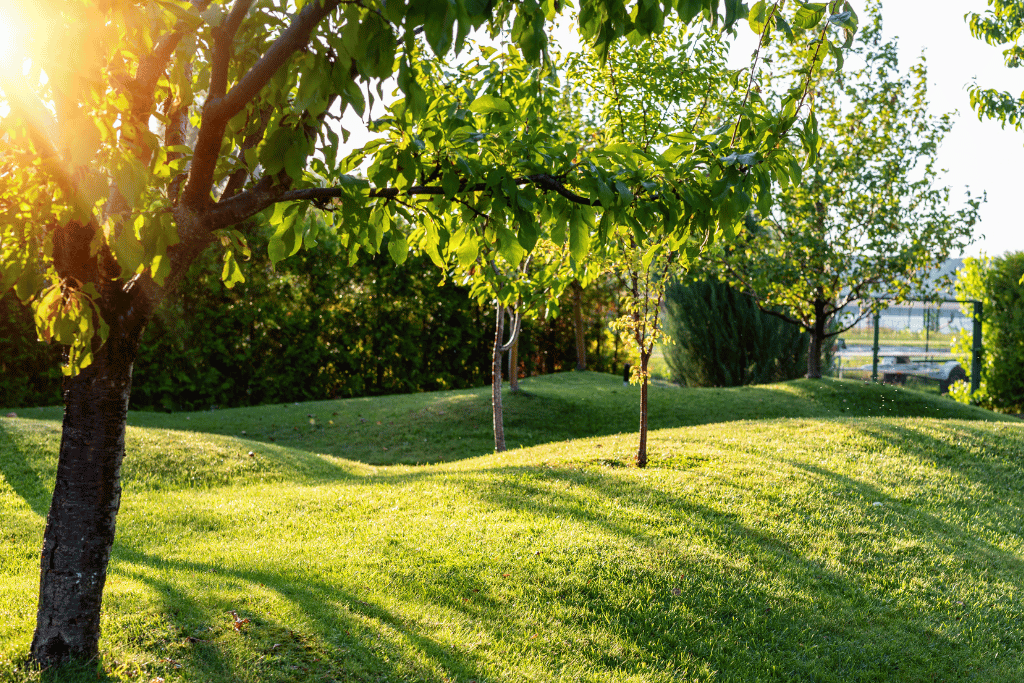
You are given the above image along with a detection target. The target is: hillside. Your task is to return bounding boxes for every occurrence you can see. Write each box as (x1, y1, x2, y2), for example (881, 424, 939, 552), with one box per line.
(1, 374, 1021, 682)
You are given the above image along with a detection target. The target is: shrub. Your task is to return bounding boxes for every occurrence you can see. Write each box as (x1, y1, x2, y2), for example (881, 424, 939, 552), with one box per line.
(952, 253, 1024, 413)
(0, 294, 62, 409)
(662, 275, 810, 387)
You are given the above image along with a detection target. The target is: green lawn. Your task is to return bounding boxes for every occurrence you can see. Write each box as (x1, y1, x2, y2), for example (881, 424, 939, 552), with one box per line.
(1, 373, 1022, 682)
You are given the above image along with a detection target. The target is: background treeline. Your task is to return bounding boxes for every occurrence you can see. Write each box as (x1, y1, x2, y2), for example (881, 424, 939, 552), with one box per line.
(0, 231, 628, 411)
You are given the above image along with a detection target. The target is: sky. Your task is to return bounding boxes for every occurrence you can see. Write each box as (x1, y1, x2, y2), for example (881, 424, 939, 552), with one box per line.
(752, 0, 1021, 258)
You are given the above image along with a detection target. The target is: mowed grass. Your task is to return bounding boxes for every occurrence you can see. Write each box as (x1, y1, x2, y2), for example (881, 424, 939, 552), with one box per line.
(1, 373, 1022, 682)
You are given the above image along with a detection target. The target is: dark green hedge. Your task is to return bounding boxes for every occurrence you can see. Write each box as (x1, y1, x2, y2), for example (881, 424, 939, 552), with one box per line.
(662, 275, 810, 387)
(129, 235, 495, 411)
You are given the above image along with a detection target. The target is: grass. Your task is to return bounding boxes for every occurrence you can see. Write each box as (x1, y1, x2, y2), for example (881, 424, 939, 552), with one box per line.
(1, 373, 1022, 682)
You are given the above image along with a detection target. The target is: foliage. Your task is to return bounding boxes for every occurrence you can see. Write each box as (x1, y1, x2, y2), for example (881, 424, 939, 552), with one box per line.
(967, 0, 1024, 129)
(663, 274, 810, 386)
(0, 296, 62, 409)
(132, 226, 494, 411)
(951, 253, 1024, 413)
(719, 7, 981, 378)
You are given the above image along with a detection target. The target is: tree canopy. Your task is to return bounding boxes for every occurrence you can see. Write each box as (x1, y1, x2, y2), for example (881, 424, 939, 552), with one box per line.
(717, 8, 981, 378)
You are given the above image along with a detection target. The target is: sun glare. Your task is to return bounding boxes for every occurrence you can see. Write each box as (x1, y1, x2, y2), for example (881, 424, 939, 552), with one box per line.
(0, 3, 22, 66)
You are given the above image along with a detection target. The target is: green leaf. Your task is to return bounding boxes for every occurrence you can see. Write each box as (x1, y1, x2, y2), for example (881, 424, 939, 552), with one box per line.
(387, 232, 409, 265)
(221, 249, 245, 289)
(793, 2, 827, 30)
(497, 227, 525, 266)
(748, 1, 770, 34)
(469, 94, 513, 115)
(569, 206, 591, 263)
(284, 139, 308, 181)
(828, 10, 857, 31)
(442, 169, 461, 199)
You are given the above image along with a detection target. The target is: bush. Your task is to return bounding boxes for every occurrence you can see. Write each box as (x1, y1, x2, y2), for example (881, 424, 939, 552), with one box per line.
(0, 294, 63, 409)
(129, 231, 495, 411)
(952, 253, 1024, 413)
(662, 275, 810, 387)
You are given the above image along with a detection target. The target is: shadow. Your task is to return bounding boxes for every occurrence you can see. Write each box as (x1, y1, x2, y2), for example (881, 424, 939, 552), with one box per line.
(0, 419, 56, 516)
(110, 544, 491, 683)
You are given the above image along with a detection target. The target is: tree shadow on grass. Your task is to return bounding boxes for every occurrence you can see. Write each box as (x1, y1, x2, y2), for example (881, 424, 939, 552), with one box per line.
(433, 461, 1022, 681)
(0, 419, 57, 517)
(102, 457, 1023, 682)
(109, 545, 491, 683)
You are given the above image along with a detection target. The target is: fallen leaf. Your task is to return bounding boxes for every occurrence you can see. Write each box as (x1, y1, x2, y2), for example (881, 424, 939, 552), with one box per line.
(228, 610, 251, 631)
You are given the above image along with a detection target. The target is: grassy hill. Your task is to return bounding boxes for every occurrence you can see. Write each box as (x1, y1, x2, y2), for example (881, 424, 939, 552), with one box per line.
(1, 374, 1022, 682)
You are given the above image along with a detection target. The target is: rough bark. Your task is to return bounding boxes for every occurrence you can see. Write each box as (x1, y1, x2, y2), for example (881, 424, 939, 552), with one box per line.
(571, 279, 586, 371)
(30, 292, 149, 665)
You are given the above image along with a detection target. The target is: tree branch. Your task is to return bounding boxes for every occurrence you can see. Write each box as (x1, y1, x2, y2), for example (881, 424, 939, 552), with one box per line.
(180, 0, 341, 209)
(208, 172, 600, 229)
(219, 105, 272, 200)
(131, 0, 214, 117)
(218, 0, 342, 119)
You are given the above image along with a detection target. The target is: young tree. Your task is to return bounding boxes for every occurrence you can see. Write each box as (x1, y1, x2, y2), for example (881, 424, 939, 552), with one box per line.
(0, 0, 848, 667)
(719, 8, 981, 378)
(563, 21, 753, 466)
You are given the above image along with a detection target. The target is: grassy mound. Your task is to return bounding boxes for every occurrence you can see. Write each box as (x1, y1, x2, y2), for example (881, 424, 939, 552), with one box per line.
(1, 374, 1021, 682)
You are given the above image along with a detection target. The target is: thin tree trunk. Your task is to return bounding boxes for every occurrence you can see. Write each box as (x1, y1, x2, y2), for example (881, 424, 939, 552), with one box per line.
(807, 298, 827, 379)
(636, 349, 651, 468)
(492, 304, 506, 452)
(571, 279, 586, 371)
(508, 333, 520, 393)
(31, 306, 147, 664)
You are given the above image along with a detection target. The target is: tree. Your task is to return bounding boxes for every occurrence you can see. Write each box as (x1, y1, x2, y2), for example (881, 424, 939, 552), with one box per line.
(0, 0, 848, 667)
(563, 21, 750, 466)
(719, 6, 981, 379)
(967, 1, 1024, 131)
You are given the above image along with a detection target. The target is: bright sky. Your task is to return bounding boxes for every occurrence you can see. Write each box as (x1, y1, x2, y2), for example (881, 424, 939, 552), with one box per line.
(728, 1, 1022, 258)
(881, 0, 1021, 259)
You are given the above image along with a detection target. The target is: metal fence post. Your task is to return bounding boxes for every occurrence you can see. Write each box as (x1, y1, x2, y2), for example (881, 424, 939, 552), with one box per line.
(971, 300, 983, 395)
(871, 308, 881, 383)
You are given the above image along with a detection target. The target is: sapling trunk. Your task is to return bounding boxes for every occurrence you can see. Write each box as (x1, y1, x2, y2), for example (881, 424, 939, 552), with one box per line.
(491, 303, 522, 452)
(508, 334, 520, 393)
(636, 349, 651, 468)
(492, 304, 507, 452)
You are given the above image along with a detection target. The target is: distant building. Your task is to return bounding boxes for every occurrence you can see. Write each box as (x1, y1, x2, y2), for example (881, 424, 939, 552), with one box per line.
(839, 258, 972, 334)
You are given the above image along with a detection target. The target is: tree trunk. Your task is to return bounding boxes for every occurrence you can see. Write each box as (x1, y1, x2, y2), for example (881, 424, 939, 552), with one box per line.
(492, 304, 506, 452)
(806, 298, 827, 379)
(508, 333, 520, 393)
(31, 303, 147, 665)
(571, 279, 586, 371)
(636, 350, 651, 468)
